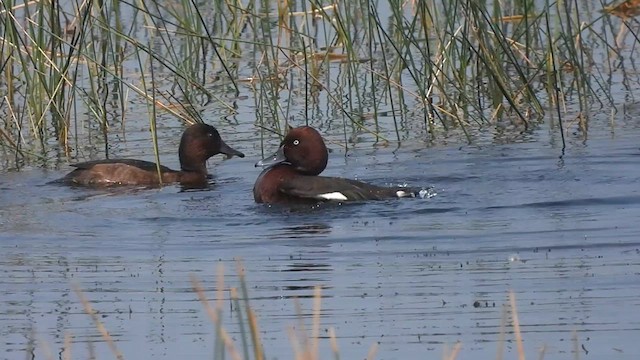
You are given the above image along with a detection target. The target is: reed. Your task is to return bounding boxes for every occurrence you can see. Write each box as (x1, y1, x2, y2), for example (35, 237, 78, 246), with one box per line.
(40, 264, 570, 360)
(0, 0, 633, 170)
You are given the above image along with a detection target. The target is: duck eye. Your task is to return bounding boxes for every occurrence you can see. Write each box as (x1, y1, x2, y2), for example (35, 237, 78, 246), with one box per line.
(293, 139, 300, 146)
(207, 132, 214, 137)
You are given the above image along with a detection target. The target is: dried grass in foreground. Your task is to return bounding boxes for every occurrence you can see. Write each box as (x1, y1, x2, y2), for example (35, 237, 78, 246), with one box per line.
(59, 262, 574, 360)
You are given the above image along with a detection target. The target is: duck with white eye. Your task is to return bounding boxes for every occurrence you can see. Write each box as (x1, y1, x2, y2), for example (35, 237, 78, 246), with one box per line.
(253, 126, 432, 204)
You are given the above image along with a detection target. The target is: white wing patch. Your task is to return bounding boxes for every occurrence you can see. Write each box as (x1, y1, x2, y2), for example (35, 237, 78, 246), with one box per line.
(396, 190, 414, 198)
(316, 192, 349, 201)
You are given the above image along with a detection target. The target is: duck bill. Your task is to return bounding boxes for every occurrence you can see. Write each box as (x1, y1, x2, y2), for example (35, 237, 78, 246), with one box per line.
(255, 146, 286, 168)
(219, 140, 245, 159)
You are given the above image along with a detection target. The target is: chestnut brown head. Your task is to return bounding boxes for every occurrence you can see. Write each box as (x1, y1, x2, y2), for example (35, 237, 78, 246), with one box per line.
(179, 123, 244, 172)
(255, 126, 328, 176)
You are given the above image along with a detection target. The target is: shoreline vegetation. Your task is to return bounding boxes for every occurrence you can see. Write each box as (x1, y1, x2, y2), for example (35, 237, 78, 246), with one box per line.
(0, 1, 638, 170)
(34, 262, 579, 360)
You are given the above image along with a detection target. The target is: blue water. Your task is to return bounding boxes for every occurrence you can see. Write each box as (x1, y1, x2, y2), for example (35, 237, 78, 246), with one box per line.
(2, 1, 640, 357)
(1, 125, 639, 360)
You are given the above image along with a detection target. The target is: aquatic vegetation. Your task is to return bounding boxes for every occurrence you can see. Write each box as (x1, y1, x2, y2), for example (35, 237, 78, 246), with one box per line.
(603, 0, 640, 19)
(0, 0, 637, 170)
(36, 262, 570, 360)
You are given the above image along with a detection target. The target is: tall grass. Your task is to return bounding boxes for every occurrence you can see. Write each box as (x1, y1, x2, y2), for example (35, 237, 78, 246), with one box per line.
(0, 0, 634, 169)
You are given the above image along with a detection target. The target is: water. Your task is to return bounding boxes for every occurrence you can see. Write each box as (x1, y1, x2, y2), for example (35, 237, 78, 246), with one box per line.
(2, 1, 640, 357)
(1, 125, 639, 360)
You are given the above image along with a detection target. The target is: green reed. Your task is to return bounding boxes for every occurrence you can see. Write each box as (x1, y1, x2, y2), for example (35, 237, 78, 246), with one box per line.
(0, 0, 631, 170)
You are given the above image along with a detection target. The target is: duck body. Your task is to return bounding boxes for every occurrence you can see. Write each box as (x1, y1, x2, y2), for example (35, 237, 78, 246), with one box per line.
(64, 159, 194, 186)
(61, 123, 244, 187)
(253, 126, 418, 204)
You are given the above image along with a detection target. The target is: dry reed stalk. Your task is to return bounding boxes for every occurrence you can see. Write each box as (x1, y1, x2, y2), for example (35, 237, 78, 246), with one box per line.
(286, 286, 324, 360)
(287, 325, 304, 360)
(288, 297, 308, 359)
(37, 333, 55, 360)
(289, 4, 336, 17)
(63, 332, 72, 360)
(0, 0, 38, 13)
(537, 344, 547, 360)
(190, 275, 243, 360)
(365, 341, 378, 360)
(509, 291, 525, 360)
(230, 286, 251, 360)
(247, 308, 264, 360)
(328, 327, 340, 360)
(72, 285, 124, 360)
(604, 0, 640, 19)
(87, 340, 96, 360)
(311, 285, 322, 360)
(443, 342, 462, 360)
(572, 330, 580, 360)
(216, 263, 224, 312)
(235, 259, 265, 360)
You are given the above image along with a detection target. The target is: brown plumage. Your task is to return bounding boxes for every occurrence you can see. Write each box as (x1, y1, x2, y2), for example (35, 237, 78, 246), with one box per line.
(61, 123, 244, 187)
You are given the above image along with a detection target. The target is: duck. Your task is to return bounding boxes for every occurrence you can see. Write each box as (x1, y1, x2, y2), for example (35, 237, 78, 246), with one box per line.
(253, 126, 419, 204)
(61, 123, 244, 187)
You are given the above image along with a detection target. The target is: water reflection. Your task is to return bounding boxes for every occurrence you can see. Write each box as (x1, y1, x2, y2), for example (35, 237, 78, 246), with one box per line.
(2, 136, 640, 359)
(271, 223, 333, 239)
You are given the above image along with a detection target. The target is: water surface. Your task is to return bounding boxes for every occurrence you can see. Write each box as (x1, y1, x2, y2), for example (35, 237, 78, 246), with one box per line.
(1, 126, 639, 360)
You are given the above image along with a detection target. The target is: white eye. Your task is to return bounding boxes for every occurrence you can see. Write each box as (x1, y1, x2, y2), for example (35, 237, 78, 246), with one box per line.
(293, 139, 300, 146)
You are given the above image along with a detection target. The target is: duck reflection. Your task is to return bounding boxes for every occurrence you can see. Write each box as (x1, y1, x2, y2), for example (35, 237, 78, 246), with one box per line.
(279, 262, 333, 293)
(259, 224, 335, 299)
(271, 223, 332, 239)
